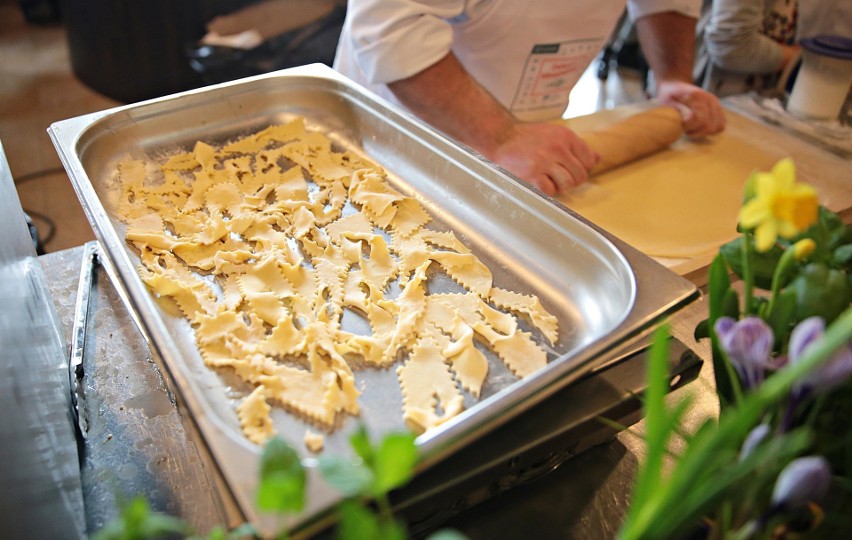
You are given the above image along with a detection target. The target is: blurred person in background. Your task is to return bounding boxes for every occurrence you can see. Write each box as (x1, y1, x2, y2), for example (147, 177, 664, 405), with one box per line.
(700, 0, 800, 97)
(699, 0, 852, 97)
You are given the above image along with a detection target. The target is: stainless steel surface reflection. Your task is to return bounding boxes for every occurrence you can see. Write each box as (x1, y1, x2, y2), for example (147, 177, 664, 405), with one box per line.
(0, 142, 85, 538)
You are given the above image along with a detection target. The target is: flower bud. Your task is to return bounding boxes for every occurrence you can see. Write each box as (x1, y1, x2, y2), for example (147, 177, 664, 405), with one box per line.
(739, 423, 771, 462)
(714, 316, 773, 389)
(792, 238, 815, 261)
(789, 317, 852, 395)
(771, 456, 831, 510)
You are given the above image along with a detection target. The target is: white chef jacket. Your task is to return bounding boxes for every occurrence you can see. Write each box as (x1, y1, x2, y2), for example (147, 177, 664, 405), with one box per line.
(334, 0, 702, 121)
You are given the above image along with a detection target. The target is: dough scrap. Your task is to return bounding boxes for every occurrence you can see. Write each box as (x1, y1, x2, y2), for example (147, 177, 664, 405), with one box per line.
(237, 386, 276, 445)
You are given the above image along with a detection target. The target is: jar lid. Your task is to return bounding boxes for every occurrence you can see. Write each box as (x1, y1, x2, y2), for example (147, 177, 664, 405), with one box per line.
(800, 35, 852, 60)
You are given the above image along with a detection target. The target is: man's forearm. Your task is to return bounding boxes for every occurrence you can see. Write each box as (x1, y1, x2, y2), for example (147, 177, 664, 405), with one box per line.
(387, 52, 515, 158)
(386, 51, 599, 194)
(635, 11, 697, 84)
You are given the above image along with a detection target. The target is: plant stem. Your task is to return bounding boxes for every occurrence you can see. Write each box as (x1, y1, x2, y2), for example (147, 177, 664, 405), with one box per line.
(376, 493, 395, 526)
(742, 233, 755, 315)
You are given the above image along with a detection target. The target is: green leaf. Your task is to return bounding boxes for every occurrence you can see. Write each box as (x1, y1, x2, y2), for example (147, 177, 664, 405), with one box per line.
(92, 496, 191, 540)
(198, 523, 256, 540)
(196, 526, 227, 540)
(349, 425, 375, 467)
(765, 288, 797, 347)
(812, 206, 848, 247)
(228, 523, 258, 539)
(721, 288, 740, 319)
(319, 455, 374, 497)
(720, 238, 782, 290)
(372, 432, 418, 496)
(707, 254, 737, 408)
(378, 517, 408, 540)
(647, 428, 812, 539)
(257, 437, 306, 513)
(337, 500, 381, 540)
(426, 529, 470, 540)
(790, 263, 850, 323)
(741, 171, 758, 203)
(624, 327, 671, 513)
(832, 244, 852, 268)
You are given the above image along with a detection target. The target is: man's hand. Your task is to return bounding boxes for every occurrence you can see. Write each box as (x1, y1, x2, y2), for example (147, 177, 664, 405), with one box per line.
(389, 52, 598, 196)
(656, 80, 726, 138)
(635, 11, 726, 138)
(489, 122, 600, 195)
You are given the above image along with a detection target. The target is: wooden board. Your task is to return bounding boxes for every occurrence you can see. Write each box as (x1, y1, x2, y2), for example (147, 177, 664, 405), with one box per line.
(557, 104, 851, 283)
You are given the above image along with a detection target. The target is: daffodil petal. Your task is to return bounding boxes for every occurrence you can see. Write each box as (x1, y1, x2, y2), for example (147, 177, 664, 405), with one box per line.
(755, 172, 778, 197)
(754, 220, 778, 252)
(777, 220, 798, 239)
(739, 199, 770, 228)
(772, 158, 796, 188)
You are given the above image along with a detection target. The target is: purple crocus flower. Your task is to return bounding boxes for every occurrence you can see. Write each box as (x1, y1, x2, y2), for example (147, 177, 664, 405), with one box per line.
(714, 316, 774, 390)
(789, 316, 852, 395)
(771, 456, 831, 510)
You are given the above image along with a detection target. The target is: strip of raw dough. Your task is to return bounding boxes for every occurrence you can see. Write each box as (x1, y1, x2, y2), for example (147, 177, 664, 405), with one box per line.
(579, 106, 683, 176)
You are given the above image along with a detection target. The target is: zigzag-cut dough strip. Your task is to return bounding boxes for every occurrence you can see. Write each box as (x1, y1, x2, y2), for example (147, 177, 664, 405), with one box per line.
(489, 287, 559, 345)
(397, 337, 465, 434)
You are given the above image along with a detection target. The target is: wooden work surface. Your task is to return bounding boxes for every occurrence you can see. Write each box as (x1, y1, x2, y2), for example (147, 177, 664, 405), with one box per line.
(559, 102, 851, 285)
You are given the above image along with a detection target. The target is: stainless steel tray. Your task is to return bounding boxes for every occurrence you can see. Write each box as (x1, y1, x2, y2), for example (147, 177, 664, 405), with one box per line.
(49, 63, 697, 536)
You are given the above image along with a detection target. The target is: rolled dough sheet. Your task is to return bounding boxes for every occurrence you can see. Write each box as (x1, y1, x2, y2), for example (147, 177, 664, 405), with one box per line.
(558, 132, 780, 259)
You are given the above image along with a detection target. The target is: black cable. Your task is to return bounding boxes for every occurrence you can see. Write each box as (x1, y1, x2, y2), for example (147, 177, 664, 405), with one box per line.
(13, 166, 67, 186)
(22, 208, 56, 252)
(14, 166, 68, 253)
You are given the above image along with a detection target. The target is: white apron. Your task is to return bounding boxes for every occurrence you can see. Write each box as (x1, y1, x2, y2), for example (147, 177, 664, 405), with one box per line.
(450, 0, 626, 121)
(335, 0, 627, 121)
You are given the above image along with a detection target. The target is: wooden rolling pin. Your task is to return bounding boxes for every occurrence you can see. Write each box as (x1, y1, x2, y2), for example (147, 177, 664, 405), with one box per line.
(576, 106, 684, 176)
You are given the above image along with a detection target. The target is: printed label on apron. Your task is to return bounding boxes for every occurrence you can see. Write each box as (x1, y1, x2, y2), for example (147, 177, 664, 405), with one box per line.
(510, 39, 600, 117)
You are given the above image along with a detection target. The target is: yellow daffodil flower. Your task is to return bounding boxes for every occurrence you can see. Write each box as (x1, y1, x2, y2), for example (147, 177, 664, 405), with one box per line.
(738, 159, 819, 252)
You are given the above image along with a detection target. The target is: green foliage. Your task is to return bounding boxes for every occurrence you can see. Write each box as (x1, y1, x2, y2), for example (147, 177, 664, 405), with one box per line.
(789, 263, 850, 322)
(318, 426, 417, 499)
(319, 453, 375, 497)
(257, 437, 306, 514)
(619, 308, 852, 540)
(321, 426, 421, 540)
(721, 238, 783, 290)
(259, 424, 452, 540)
(92, 496, 192, 540)
(654, 174, 852, 539)
(372, 432, 419, 495)
(94, 426, 448, 540)
(425, 530, 471, 540)
(190, 523, 257, 540)
(706, 254, 740, 408)
(336, 500, 407, 540)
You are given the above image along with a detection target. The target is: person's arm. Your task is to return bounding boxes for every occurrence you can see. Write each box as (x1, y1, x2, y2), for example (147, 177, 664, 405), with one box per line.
(635, 11, 726, 137)
(388, 52, 599, 195)
(705, 0, 799, 74)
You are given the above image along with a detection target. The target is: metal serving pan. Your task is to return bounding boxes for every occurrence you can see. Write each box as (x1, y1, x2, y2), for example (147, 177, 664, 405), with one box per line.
(50, 63, 697, 536)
